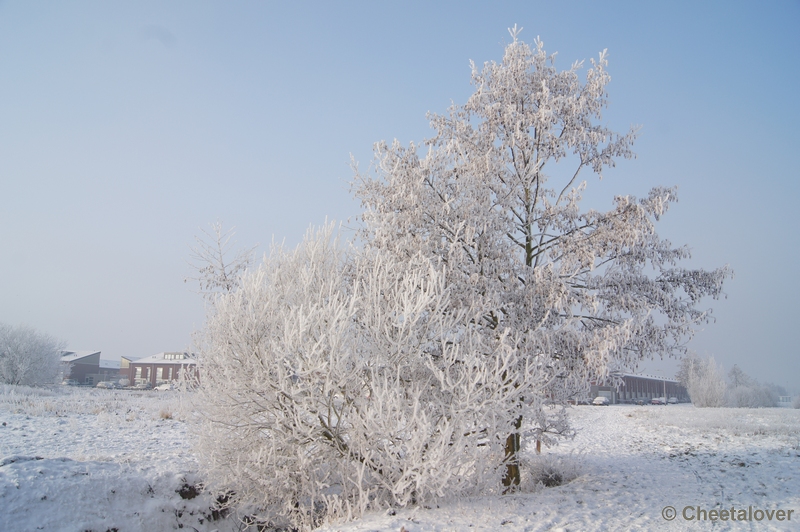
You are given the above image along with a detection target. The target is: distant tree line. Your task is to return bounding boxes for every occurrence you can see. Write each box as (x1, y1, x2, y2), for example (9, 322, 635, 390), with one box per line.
(677, 354, 790, 408)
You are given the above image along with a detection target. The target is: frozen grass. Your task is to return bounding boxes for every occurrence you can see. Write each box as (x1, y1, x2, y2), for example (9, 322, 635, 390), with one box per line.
(624, 404, 800, 440)
(0, 383, 188, 421)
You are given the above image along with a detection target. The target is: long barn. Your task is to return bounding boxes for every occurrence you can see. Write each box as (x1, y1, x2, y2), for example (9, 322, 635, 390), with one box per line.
(591, 373, 689, 404)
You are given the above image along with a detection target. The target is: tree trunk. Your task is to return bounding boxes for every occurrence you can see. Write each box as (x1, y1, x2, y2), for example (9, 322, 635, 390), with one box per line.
(502, 415, 523, 490)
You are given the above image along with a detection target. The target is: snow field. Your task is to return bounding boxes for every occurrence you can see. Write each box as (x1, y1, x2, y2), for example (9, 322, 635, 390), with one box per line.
(1, 385, 799, 531)
(0, 385, 232, 532)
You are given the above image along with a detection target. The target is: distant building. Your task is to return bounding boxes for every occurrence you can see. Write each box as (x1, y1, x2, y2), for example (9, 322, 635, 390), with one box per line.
(591, 373, 689, 404)
(60, 351, 101, 385)
(60, 352, 133, 385)
(91, 359, 122, 384)
(778, 396, 794, 408)
(128, 352, 198, 387)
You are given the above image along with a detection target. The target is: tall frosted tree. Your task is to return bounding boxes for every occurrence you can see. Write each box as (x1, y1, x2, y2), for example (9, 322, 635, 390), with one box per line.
(354, 27, 730, 487)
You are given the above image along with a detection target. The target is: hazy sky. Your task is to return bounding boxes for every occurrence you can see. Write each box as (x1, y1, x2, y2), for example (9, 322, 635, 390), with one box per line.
(1, 1, 798, 391)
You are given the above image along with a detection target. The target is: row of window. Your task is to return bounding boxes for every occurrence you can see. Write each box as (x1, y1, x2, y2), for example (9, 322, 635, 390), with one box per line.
(134, 366, 176, 382)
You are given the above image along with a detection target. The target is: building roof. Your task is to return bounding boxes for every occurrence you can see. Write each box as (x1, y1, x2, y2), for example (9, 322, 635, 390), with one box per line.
(130, 352, 198, 365)
(60, 351, 101, 364)
(620, 373, 680, 384)
(595, 372, 684, 388)
(99, 359, 121, 370)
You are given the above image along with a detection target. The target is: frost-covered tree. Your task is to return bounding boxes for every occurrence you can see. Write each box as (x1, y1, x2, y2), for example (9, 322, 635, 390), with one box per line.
(193, 224, 544, 529)
(354, 27, 730, 486)
(0, 323, 64, 386)
(681, 355, 726, 407)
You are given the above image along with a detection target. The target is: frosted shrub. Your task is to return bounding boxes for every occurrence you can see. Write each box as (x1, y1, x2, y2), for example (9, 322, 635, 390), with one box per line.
(193, 225, 541, 530)
(726, 385, 777, 408)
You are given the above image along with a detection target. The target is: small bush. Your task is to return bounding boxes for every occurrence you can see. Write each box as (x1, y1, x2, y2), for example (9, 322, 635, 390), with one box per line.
(523, 452, 582, 491)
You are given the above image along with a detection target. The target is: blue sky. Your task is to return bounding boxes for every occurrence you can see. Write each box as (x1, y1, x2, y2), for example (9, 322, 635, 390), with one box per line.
(1, 1, 798, 390)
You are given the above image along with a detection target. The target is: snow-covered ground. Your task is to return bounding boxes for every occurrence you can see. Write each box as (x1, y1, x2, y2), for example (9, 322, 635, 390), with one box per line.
(0, 385, 227, 532)
(2, 385, 799, 531)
